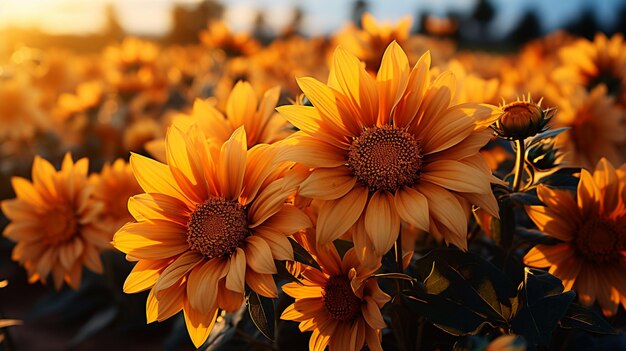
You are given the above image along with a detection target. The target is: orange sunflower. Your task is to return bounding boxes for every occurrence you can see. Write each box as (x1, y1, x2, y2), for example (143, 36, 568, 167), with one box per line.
(553, 33, 626, 103)
(523, 158, 626, 316)
(1, 154, 108, 290)
(281, 229, 390, 351)
(145, 81, 291, 162)
(89, 159, 142, 235)
(112, 126, 311, 347)
(277, 42, 502, 257)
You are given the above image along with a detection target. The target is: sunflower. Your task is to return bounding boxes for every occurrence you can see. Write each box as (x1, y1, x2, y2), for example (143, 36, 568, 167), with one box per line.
(553, 85, 625, 169)
(523, 158, 626, 316)
(89, 159, 142, 235)
(277, 42, 502, 257)
(1, 154, 108, 290)
(335, 13, 412, 72)
(553, 33, 626, 104)
(0, 73, 48, 144)
(145, 81, 291, 162)
(200, 21, 260, 57)
(113, 126, 311, 347)
(281, 229, 390, 351)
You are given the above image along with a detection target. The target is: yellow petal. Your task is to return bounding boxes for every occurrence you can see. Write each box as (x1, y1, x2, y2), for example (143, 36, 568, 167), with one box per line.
(394, 51, 430, 128)
(417, 182, 468, 249)
(524, 244, 573, 268)
(165, 126, 208, 203)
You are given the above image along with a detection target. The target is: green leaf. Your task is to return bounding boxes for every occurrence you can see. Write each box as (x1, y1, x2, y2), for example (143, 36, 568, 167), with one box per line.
(289, 238, 321, 270)
(246, 290, 276, 341)
(371, 272, 417, 285)
(70, 306, 118, 346)
(510, 268, 576, 347)
(559, 303, 617, 335)
(529, 127, 569, 143)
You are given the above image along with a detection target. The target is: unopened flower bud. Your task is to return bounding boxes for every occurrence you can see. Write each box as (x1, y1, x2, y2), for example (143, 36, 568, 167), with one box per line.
(493, 96, 555, 140)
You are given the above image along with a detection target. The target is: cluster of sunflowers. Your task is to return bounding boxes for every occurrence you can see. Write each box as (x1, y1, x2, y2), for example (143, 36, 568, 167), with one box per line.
(1, 14, 625, 351)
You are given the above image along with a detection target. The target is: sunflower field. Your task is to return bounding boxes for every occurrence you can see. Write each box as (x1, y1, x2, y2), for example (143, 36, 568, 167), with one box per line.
(1, 2, 626, 350)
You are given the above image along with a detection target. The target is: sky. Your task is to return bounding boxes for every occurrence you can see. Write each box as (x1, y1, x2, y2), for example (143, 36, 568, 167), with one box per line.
(0, 0, 624, 37)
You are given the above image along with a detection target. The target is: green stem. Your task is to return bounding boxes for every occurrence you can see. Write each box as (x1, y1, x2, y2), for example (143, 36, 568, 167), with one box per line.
(395, 232, 403, 274)
(512, 139, 526, 192)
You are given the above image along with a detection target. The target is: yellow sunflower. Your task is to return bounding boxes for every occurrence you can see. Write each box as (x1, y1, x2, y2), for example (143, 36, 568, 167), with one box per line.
(200, 20, 260, 57)
(113, 126, 311, 347)
(523, 158, 626, 316)
(281, 229, 390, 351)
(145, 81, 291, 162)
(1, 154, 108, 290)
(89, 159, 142, 235)
(277, 42, 502, 257)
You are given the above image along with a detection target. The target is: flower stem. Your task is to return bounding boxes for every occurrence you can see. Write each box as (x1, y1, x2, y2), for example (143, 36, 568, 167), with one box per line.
(512, 139, 526, 192)
(394, 232, 404, 292)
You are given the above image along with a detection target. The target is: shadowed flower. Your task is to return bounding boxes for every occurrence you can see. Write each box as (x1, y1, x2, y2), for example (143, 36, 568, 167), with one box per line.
(200, 21, 260, 57)
(281, 229, 389, 351)
(523, 158, 626, 316)
(0, 73, 48, 144)
(112, 126, 311, 347)
(145, 81, 291, 162)
(277, 42, 502, 258)
(553, 33, 626, 104)
(553, 85, 626, 169)
(1, 154, 108, 290)
(89, 159, 142, 235)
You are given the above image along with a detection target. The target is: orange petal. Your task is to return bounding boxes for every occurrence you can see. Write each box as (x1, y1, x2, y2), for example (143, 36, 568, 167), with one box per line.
(253, 229, 294, 261)
(523, 244, 574, 268)
(299, 167, 357, 200)
(364, 191, 400, 257)
(183, 300, 219, 348)
(417, 182, 468, 250)
(316, 186, 368, 246)
(245, 236, 277, 274)
(217, 278, 245, 312)
(526, 205, 574, 241)
(377, 41, 409, 125)
(277, 134, 348, 168)
(128, 193, 190, 225)
(394, 51, 430, 128)
(226, 247, 246, 293)
(154, 251, 203, 292)
(187, 258, 228, 313)
(245, 269, 278, 298)
(124, 259, 169, 293)
(577, 169, 601, 218)
(422, 159, 492, 194)
(362, 296, 386, 329)
(112, 220, 189, 260)
(146, 279, 185, 322)
(10, 177, 43, 207)
(296, 76, 354, 137)
(218, 126, 247, 200)
(257, 204, 312, 236)
(394, 186, 429, 232)
(130, 153, 191, 205)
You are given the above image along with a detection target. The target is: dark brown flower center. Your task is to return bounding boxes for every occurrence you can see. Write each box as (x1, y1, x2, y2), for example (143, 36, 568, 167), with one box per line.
(347, 125, 422, 192)
(575, 218, 622, 264)
(43, 205, 78, 246)
(186, 197, 249, 259)
(323, 276, 362, 321)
